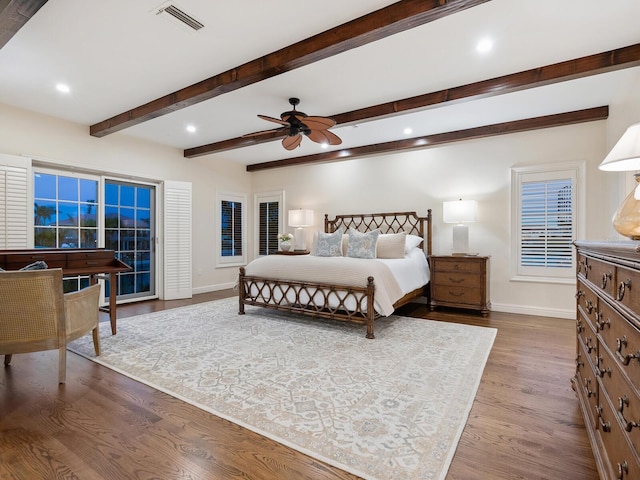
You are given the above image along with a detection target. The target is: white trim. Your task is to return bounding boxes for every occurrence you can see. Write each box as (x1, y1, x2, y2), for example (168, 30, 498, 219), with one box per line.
(510, 161, 586, 282)
(490, 302, 575, 320)
(192, 281, 237, 295)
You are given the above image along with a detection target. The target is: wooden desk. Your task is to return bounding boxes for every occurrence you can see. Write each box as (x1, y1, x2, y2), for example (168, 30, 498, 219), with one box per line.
(0, 248, 131, 335)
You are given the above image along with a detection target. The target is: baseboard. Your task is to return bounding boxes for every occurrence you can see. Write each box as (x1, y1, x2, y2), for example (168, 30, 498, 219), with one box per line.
(192, 282, 236, 295)
(490, 302, 575, 320)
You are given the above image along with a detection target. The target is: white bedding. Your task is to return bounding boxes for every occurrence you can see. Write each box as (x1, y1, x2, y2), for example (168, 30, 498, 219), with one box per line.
(242, 248, 430, 316)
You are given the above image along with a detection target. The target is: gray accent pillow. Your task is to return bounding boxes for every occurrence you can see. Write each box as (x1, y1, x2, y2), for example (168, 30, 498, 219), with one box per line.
(315, 229, 344, 257)
(346, 228, 380, 259)
(19, 260, 48, 270)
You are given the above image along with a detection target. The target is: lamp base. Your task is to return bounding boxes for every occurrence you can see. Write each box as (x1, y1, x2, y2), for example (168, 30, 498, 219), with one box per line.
(452, 224, 469, 254)
(294, 227, 306, 250)
(613, 174, 640, 240)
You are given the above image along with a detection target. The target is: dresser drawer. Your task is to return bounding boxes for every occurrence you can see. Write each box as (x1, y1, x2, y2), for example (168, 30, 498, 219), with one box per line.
(577, 280, 600, 332)
(598, 349, 640, 459)
(598, 299, 640, 389)
(431, 257, 482, 273)
(577, 335, 599, 430)
(432, 285, 481, 305)
(616, 265, 640, 318)
(582, 256, 616, 298)
(596, 389, 640, 480)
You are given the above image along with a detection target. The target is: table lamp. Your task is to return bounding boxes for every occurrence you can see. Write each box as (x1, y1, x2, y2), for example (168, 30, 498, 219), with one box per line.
(288, 209, 314, 250)
(599, 122, 640, 239)
(443, 199, 477, 255)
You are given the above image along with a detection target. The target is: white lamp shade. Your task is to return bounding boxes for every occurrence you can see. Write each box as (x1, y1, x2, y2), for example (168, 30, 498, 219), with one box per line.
(599, 123, 640, 171)
(443, 200, 477, 224)
(288, 209, 314, 227)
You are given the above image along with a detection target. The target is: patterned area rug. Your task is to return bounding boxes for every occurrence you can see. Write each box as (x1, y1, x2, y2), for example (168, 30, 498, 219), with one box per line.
(68, 298, 496, 480)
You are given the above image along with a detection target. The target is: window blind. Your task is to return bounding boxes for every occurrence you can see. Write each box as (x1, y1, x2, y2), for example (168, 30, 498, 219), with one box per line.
(259, 201, 279, 255)
(221, 200, 242, 257)
(520, 178, 573, 268)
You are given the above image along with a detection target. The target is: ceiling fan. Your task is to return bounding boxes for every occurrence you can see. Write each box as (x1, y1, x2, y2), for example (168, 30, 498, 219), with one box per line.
(244, 98, 342, 150)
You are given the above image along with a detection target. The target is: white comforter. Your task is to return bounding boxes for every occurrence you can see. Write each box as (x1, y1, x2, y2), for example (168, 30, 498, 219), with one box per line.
(243, 248, 430, 316)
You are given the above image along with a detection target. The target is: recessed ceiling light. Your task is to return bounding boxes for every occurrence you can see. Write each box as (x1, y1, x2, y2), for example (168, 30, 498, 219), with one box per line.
(403, 127, 413, 135)
(476, 37, 493, 54)
(56, 83, 70, 94)
(186, 125, 197, 133)
(321, 143, 329, 149)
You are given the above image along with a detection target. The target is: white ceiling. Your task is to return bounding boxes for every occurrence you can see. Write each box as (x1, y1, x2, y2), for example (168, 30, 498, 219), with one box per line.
(1, 0, 639, 166)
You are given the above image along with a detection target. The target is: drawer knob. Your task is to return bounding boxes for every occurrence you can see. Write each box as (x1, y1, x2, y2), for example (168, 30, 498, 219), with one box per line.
(584, 299, 594, 315)
(575, 290, 584, 300)
(595, 313, 611, 331)
(616, 336, 640, 366)
(617, 395, 640, 432)
(617, 279, 632, 301)
(602, 271, 612, 289)
(595, 355, 612, 378)
(583, 377, 594, 398)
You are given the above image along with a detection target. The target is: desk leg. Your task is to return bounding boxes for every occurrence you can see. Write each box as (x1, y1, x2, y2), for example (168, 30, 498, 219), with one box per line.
(109, 272, 117, 335)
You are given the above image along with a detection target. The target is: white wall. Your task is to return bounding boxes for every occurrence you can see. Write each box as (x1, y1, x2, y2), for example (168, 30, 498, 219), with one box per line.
(0, 102, 250, 294)
(249, 121, 611, 318)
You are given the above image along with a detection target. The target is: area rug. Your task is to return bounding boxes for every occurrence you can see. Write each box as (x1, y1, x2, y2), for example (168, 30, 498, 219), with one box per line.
(68, 297, 496, 480)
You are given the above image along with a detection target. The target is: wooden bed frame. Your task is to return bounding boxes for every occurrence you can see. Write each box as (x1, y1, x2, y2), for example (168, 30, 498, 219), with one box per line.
(238, 210, 432, 339)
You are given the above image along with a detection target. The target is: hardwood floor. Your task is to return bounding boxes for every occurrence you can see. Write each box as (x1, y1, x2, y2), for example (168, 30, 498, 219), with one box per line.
(0, 291, 598, 480)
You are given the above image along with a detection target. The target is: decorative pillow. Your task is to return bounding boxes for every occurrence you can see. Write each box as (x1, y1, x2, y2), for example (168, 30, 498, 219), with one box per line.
(376, 232, 407, 259)
(346, 228, 379, 259)
(0, 266, 4, 271)
(19, 260, 48, 270)
(405, 234, 423, 253)
(315, 229, 344, 257)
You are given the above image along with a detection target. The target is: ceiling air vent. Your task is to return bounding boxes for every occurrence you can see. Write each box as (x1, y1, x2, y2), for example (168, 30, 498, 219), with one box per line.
(153, 2, 204, 32)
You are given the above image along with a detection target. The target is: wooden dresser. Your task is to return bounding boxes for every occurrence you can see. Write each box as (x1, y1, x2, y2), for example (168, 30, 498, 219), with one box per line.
(574, 241, 640, 479)
(428, 255, 490, 316)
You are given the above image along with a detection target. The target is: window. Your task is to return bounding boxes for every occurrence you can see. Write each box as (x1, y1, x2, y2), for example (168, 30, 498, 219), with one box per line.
(255, 191, 284, 256)
(511, 162, 585, 283)
(216, 192, 246, 266)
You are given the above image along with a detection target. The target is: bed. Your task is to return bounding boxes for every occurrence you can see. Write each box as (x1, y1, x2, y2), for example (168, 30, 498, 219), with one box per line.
(238, 211, 432, 339)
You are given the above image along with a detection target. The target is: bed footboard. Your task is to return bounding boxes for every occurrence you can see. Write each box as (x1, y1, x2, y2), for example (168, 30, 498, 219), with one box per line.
(238, 267, 377, 339)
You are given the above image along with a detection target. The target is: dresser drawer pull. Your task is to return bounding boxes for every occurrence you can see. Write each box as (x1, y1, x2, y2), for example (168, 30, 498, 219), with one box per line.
(584, 336, 595, 354)
(617, 279, 632, 301)
(595, 355, 612, 378)
(595, 312, 611, 331)
(616, 336, 640, 366)
(595, 405, 611, 432)
(576, 319, 584, 334)
(617, 460, 629, 480)
(602, 271, 612, 289)
(617, 395, 640, 432)
(575, 354, 584, 369)
(448, 277, 465, 284)
(583, 377, 594, 398)
(575, 289, 584, 300)
(584, 300, 594, 314)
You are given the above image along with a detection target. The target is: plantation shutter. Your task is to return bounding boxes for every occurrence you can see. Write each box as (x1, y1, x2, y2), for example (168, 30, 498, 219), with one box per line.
(0, 154, 31, 249)
(163, 180, 192, 300)
(221, 199, 242, 257)
(520, 178, 573, 268)
(259, 201, 279, 255)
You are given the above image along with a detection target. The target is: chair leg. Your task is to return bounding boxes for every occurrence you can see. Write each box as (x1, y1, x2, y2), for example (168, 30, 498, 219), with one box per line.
(58, 346, 66, 384)
(3, 354, 11, 366)
(92, 327, 101, 356)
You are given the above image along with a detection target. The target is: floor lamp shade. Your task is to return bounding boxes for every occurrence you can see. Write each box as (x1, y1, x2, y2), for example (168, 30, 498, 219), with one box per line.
(443, 200, 477, 254)
(598, 123, 640, 239)
(288, 209, 314, 250)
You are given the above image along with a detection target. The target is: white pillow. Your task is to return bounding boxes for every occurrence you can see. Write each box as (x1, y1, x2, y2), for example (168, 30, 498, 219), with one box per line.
(377, 232, 407, 259)
(346, 228, 379, 259)
(405, 234, 423, 253)
(314, 229, 344, 257)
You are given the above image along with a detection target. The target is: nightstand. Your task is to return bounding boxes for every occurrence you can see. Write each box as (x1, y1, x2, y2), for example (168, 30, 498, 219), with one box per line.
(274, 250, 310, 255)
(429, 255, 490, 316)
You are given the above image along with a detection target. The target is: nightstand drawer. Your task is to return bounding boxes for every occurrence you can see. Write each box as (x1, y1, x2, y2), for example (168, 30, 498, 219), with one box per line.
(432, 285, 481, 305)
(433, 272, 481, 288)
(431, 257, 482, 273)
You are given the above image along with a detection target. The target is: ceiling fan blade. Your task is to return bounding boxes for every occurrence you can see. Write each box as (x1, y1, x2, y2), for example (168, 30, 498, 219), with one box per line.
(258, 115, 290, 127)
(242, 127, 287, 138)
(302, 116, 336, 130)
(282, 134, 303, 150)
(323, 130, 342, 145)
(306, 129, 330, 144)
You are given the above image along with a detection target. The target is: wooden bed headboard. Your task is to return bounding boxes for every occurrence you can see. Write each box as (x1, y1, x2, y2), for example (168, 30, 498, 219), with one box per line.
(324, 210, 432, 256)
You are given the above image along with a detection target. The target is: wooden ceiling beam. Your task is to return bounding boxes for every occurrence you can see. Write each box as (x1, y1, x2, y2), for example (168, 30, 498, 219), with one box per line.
(0, 0, 48, 49)
(186, 43, 640, 158)
(245, 106, 609, 172)
(89, 0, 491, 138)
